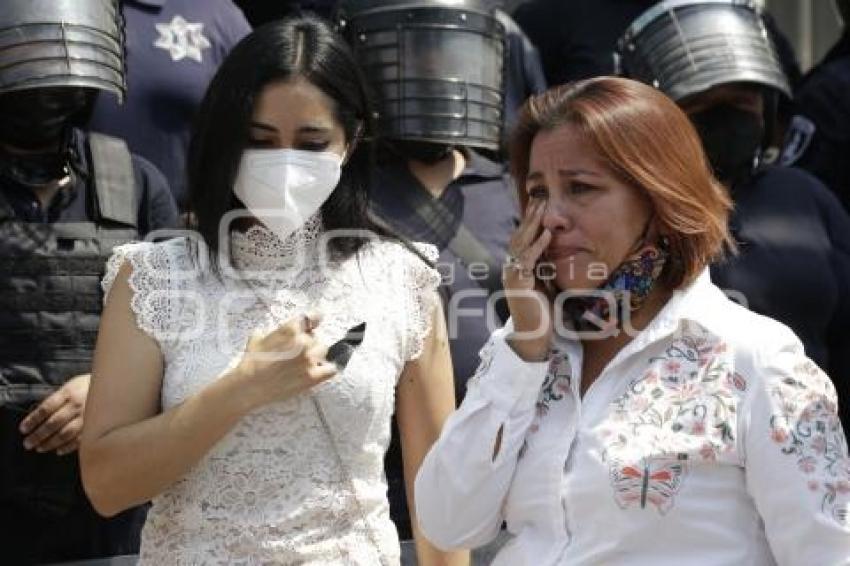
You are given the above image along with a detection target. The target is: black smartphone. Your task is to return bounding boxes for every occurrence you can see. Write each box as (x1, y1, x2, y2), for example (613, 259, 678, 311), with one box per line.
(326, 322, 367, 371)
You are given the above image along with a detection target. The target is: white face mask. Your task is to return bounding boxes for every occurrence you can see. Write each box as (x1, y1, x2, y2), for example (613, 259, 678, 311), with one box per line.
(233, 148, 342, 241)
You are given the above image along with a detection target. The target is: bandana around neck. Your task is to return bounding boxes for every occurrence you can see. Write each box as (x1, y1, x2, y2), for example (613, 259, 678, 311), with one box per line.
(563, 239, 669, 333)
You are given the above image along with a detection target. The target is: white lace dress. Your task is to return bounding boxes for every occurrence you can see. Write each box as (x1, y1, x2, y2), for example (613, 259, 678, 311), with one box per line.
(102, 218, 440, 565)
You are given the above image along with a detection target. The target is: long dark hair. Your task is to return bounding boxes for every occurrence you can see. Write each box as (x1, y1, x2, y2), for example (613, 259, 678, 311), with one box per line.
(186, 15, 394, 267)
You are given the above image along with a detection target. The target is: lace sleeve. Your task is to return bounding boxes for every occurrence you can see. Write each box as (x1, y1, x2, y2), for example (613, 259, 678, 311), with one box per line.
(401, 242, 442, 362)
(102, 240, 190, 345)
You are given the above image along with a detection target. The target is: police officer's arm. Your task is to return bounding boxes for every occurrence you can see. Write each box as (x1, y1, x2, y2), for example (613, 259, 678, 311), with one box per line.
(80, 262, 336, 517)
(793, 72, 850, 211)
(132, 154, 180, 233)
(396, 297, 470, 566)
(19, 373, 90, 455)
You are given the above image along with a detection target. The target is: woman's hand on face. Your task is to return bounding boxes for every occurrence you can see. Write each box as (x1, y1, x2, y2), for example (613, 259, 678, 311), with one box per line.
(503, 197, 554, 362)
(232, 313, 337, 410)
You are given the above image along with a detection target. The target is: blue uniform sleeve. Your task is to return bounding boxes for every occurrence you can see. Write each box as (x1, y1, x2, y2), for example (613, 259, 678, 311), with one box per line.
(212, 0, 252, 63)
(797, 67, 850, 210)
(131, 154, 180, 235)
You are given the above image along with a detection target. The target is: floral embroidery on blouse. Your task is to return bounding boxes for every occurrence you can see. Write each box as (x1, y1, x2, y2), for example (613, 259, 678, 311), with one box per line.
(600, 321, 748, 514)
(768, 359, 850, 525)
(469, 337, 496, 387)
(529, 352, 572, 434)
(519, 352, 573, 459)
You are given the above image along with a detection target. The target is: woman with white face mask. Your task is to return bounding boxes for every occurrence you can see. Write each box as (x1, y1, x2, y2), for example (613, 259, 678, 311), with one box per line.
(78, 16, 466, 566)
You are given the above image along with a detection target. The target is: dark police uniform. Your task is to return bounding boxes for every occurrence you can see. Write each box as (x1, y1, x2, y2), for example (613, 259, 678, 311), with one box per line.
(783, 32, 850, 212)
(495, 9, 548, 140)
(372, 150, 517, 540)
(89, 0, 251, 209)
(0, 129, 178, 564)
(235, 0, 338, 26)
(711, 165, 850, 429)
(513, 0, 656, 85)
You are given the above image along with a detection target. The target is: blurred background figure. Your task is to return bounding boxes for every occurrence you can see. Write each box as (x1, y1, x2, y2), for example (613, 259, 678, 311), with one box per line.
(619, 0, 850, 429)
(513, 0, 655, 85)
(782, 0, 850, 211)
(88, 0, 251, 211)
(338, 0, 516, 562)
(0, 0, 178, 563)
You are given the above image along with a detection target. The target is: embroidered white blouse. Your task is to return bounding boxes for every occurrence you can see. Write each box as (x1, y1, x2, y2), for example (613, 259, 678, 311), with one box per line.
(415, 270, 850, 565)
(102, 220, 440, 564)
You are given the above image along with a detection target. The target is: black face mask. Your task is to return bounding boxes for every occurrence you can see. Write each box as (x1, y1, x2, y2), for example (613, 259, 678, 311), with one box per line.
(0, 147, 73, 188)
(393, 140, 454, 164)
(0, 87, 94, 151)
(690, 105, 763, 185)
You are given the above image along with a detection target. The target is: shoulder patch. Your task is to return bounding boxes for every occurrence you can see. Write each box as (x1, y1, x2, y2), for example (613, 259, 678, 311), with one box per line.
(780, 115, 817, 166)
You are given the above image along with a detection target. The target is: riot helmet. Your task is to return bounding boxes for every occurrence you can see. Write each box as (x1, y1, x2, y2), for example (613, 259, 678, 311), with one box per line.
(0, 0, 125, 99)
(616, 0, 790, 103)
(0, 0, 126, 185)
(616, 0, 790, 184)
(336, 0, 506, 153)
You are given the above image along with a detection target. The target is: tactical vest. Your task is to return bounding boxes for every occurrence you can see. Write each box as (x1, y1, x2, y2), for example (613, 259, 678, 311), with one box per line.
(0, 133, 139, 409)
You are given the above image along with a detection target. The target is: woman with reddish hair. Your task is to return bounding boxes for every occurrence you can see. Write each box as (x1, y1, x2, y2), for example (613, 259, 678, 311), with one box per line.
(414, 77, 850, 565)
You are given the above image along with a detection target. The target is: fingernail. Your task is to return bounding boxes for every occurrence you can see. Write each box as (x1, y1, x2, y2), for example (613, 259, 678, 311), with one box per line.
(23, 440, 32, 450)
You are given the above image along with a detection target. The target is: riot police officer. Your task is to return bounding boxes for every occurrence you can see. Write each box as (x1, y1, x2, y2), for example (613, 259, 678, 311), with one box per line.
(618, 0, 850, 428)
(338, 0, 516, 562)
(0, 0, 178, 562)
(782, 0, 850, 212)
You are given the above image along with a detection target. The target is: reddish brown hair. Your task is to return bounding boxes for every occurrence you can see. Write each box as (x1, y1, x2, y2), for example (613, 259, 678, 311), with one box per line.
(510, 77, 735, 288)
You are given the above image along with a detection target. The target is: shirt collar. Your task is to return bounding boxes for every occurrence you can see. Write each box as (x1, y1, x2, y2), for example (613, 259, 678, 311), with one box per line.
(553, 268, 722, 360)
(609, 268, 724, 361)
(667, 268, 722, 326)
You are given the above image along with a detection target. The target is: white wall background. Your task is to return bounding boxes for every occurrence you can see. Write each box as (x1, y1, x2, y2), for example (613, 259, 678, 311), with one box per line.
(764, 0, 843, 72)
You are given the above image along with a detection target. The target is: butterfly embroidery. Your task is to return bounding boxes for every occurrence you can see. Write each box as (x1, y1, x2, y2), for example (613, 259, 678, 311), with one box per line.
(608, 456, 688, 515)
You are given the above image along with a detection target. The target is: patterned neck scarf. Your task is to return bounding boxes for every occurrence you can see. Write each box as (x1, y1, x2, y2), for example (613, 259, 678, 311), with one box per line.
(563, 238, 669, 333)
